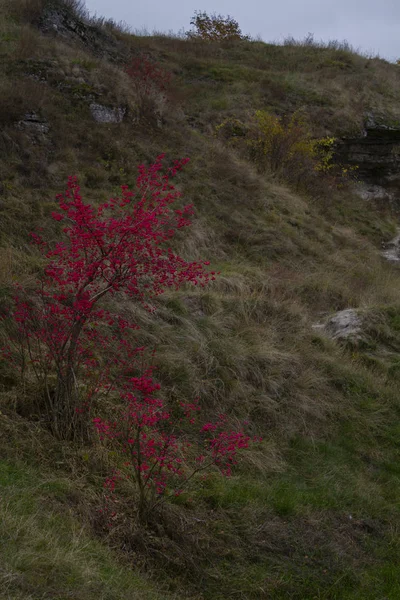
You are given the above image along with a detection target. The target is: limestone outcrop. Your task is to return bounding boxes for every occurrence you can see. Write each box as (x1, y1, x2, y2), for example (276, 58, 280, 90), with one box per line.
(336, 115, 400, 203)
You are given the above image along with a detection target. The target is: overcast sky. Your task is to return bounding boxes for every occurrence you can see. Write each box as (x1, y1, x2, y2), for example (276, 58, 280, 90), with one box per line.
(83, 0, 400, 61)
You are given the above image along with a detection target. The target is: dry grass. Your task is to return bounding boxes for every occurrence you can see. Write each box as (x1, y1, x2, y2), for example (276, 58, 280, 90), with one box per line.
(3, 0, 47, 23)
(4, 0, 89, 23)
(0, 77, 47, 126)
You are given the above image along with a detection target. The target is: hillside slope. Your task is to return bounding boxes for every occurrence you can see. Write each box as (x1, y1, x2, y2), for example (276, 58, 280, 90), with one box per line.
(1, 2, 400, 599)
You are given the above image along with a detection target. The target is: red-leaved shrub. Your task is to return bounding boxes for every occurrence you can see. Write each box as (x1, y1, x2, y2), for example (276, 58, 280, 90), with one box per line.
(5, 155, 213, 439)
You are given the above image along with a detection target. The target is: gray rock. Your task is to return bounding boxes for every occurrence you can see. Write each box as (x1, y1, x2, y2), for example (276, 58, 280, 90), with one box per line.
(356, 183, 394, 202)
(313, 309, 363, 341)
(17, 112, 49, 134)
(39, 5, 128, 62)
(90, 103, 125, 123)
(382, 229, 400, 263)
(335, 115, 400, 202)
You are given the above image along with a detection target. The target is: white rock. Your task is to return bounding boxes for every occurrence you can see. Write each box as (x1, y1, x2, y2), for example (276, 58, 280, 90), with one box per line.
(90, 103, 125, 124)
(382, 229, 400, 263)
(17, 112, 49, 134)
(312, 309, 362, 341)
(355, 183, 394, 202)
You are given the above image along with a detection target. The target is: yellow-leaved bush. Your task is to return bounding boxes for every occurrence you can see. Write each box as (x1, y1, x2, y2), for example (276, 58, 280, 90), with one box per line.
(215, 110, 357, 192)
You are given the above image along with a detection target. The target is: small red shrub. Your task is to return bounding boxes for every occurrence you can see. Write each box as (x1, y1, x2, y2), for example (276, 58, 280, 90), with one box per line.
(93, 375, 259, 521)
(5, 155, 212, 438)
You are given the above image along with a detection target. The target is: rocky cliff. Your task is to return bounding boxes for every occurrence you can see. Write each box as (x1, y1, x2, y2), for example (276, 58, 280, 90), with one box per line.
(337, 116, 400, 203)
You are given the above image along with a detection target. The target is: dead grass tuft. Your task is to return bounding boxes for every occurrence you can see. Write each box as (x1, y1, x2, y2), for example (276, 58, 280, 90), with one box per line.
(4, 0, 47, 24)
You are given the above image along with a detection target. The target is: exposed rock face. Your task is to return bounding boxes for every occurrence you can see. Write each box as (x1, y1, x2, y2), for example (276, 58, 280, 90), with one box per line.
(382, 229, 400, 263)
(313, 309, 363, 342)
(336, 116, 400, 202)
(90, 103, 126, 123)
(356, 183, 394, 203)
(39, 3, 128, 62)
(17, 112, 49, 134)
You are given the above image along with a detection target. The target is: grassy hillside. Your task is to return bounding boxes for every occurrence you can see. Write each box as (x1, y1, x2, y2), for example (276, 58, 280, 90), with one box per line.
(1, 1, 400, 598)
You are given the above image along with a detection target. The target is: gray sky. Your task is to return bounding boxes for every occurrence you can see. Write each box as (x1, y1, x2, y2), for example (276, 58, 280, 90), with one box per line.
(84, 0, 400, 61)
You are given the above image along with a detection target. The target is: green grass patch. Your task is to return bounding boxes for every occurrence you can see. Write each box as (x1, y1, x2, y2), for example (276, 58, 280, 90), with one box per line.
(0, 460, 170, 600)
